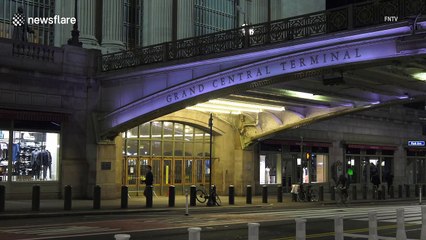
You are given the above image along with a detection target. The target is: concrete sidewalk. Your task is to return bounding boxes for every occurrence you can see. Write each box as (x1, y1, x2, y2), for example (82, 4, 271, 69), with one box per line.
(0, 193, 420, 219)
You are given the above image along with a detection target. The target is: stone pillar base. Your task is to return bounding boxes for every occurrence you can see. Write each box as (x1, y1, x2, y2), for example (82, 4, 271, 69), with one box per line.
(102, 40, 125, 54)
(80, 35, 101, 50)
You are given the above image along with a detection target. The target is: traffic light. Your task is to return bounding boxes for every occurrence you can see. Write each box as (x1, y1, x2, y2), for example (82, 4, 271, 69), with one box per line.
(305, 152, 311, 160)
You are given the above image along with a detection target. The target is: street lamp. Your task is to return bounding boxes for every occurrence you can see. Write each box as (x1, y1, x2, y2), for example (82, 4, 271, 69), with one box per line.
(207, 113, 215, 206)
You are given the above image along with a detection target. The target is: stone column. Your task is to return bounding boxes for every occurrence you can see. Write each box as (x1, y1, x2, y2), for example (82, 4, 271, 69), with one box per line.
(270, 0, 283, 21)
(79, 0, 99, 49)
(54, 0, 74, 47)
(143, 0, 172, 46)
(250, 0, 267, 24)
(177, 0, 194, 40)
(102, 0, 125, 53)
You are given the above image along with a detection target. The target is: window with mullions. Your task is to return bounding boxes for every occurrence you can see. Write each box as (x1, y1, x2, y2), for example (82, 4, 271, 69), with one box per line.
(0, 0, 54, 45)
(12, 130, 60, 182)
(194, 0, 237, 36)
(123, 0, 143, 50)
(123, 121, 212, 186)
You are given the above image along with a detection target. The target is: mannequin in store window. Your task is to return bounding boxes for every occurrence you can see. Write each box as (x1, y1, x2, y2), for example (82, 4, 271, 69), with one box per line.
(46, 149, 52, 179)
(265, 167, 270, 184)
(31, 148, 41, 180)
(39, 147, 52, 180)
(12, 142, 20, 163)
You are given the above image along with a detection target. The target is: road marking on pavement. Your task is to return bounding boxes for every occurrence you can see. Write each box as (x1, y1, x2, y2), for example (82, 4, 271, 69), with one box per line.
(0, 225, 120, 236)
(344, 233, 417, 240)
(271, 223, 419, 240)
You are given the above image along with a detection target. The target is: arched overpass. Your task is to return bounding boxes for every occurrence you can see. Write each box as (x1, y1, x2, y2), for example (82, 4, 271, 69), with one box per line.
(97, 2, 426, 143)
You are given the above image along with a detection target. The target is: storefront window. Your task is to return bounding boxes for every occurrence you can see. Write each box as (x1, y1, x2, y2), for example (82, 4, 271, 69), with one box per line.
(345, 148, 394, 185)
(12, 131, 59, 182)
(259, 154, 281, 185)
(312, 154, 328, 183)
(0, 130, 9, 181)
(407, 149, 426, 184)
(346, 156, 361, 183)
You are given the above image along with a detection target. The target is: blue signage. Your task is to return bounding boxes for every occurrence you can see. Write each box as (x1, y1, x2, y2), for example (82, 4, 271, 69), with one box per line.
(408, 141, 425, 147)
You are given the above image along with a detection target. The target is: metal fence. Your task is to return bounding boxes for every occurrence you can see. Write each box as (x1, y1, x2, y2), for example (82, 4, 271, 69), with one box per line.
(101, 0, 426, 72)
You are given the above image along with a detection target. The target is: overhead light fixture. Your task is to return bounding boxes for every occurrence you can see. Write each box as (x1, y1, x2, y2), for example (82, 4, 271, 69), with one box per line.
(209, 99, 285, 111)
(283, 90, 315, 99)
(398, 95, 409, 99)
(186, 99, 285, 114)
(197, 103, 261, 112)
(412, 72, 426, 81)
(186, 106, 241, 115)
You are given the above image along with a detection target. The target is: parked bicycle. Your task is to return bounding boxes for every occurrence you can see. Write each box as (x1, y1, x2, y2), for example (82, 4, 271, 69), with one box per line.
(335, 185, 349, 206)
(292, 184, 318, 202)
(196, 184, 221, 206)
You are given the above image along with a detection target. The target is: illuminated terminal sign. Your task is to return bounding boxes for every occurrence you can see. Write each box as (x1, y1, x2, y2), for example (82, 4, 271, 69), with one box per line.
(408, 141, 425, 147)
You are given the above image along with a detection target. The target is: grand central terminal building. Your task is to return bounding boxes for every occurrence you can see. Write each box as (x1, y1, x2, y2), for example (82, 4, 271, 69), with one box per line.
(0, 0, 425, 199)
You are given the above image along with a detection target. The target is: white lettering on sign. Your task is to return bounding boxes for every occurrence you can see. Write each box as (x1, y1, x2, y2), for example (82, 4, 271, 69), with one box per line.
(166, 48, 362, 103)
(408, 141, 426, 147)
(384, 16, 399, 22)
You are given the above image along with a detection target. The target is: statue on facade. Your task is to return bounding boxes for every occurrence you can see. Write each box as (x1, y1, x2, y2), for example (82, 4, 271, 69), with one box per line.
(12, 7, 34, 42)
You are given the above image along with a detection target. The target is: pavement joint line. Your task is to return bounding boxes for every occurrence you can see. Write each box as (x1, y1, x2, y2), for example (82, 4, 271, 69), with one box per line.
(344, 233, 417, 240)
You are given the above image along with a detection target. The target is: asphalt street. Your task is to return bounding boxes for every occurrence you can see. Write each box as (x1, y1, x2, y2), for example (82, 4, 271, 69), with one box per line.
(0, 202, 424, 240)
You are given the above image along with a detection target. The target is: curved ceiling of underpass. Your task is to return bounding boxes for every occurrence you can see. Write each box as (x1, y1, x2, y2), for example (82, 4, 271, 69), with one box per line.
(184, 57, 426, 147)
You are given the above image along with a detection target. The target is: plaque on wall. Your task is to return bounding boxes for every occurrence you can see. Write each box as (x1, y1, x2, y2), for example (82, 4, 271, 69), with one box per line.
(101, 162, 112, 170)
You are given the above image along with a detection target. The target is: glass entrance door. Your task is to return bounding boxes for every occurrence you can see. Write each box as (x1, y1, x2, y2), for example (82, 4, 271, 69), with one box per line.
(126, 158, 149, 195)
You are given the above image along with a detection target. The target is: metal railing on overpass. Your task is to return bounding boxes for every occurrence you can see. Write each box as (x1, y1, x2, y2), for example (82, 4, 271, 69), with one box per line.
(100, 0, 426, 72)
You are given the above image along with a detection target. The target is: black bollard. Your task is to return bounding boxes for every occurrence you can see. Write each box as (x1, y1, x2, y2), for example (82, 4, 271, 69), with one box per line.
(390, 185, 394, 198)
(373, 185, 378, 200)
(277, 186, 283, 203)
(416, 184, 420, 197)
(121, 186, 128, 209)
(262, 185, 268, 203)
(423, 185, 426, 199)
(146, 185, 153, 208)
(362, 185, 367, 200)
(0, 185, 4, 212)
(319, 186, 324, 201)
(229, 185, 235, 205)
(352, 185, 357, 201)
(381, 185, 386, 200)
(246, 185, 252, 204)
(93, 185, 101, 209)
(190, 185, 196, 206)
(64, 185, 72, 210)
(32, 185, 40, 211)
(330, 186, 335, 201)
(405, 185, 410, 198)
(398, 185, 403, 198)
(168, 185, 175, 207)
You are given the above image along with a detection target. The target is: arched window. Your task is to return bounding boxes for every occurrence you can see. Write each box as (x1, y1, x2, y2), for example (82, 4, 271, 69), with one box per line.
(122, 121, 212, 195)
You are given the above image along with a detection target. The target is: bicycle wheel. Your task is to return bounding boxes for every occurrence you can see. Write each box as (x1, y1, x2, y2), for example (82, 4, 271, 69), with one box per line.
(215, 195, 221, 206)
(310, 190, 318, 202)
(196, 189, 207, 203)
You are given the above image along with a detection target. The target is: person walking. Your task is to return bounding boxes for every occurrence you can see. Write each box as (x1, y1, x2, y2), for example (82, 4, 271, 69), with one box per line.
(371, 173, 381, 199)
(143, 165, 153, 197)
(386, 173, 394, 196)
(336, 174, 349, 203)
